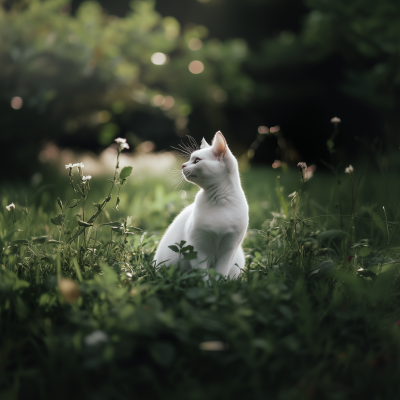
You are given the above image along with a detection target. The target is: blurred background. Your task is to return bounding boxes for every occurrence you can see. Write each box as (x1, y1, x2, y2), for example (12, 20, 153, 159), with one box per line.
(1, 0, 400, 181)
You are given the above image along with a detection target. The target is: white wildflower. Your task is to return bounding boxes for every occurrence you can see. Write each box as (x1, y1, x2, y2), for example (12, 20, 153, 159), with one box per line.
(73, 163, 84, 177)
(84, 330, 108, 346)
(331, 116, 341, 124)
(65, 163, 73, 169)
(115, 137, 130, 151)
(82, 175, 92, 181)
(345, 165, 354, 174)
(297, 162, 307, 169)
(6, 203, 15, 211)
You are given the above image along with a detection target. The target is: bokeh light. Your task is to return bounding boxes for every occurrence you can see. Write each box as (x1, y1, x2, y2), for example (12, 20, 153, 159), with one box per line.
(258, 126, 269, 134)
(162, 96, 175, 109)
(270, 125, 280, 133)
(163, 17, 180, 40)
(151, 52, 168, 65)
(136, 141, 155, 153)
(272, 160, 282, 169)
(188, 60, 204, 74)
(11, 97, 23, 110)
(188, 38, 203, 51)
(152, 95, 165, 107)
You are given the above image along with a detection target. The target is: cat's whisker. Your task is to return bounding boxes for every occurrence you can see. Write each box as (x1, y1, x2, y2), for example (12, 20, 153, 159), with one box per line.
(187, 135, 199, 151)
(168, 168, 183, 176)
(181, 139, 196, 156)
(172, 175, 184, 184)
(173, 176, 186, 191)
(171, 136, 200, 159)
(171, 145, 190, 158)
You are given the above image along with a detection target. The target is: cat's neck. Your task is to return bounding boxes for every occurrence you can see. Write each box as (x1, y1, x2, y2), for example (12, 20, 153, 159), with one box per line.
(198, 174, 243, 205)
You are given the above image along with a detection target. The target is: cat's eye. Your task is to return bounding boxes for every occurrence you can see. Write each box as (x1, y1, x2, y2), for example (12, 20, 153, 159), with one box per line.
(194, 158, 201, 164)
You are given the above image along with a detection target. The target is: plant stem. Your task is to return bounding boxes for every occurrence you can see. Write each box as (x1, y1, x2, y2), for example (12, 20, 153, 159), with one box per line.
(378, 223, 399, 274)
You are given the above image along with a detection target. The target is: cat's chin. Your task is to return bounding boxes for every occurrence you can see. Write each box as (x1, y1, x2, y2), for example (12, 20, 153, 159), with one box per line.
(184, 176, 197, 183)
(183, 172, 197, 180)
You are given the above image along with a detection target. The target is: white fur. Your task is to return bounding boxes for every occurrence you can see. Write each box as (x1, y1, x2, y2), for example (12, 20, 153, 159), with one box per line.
(154, 131, 249, 278)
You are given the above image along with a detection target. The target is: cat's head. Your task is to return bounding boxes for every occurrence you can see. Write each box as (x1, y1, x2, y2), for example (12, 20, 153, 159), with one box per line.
(181, 131, 237, 188)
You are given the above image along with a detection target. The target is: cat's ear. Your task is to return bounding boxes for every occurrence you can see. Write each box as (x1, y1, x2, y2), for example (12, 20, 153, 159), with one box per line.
(200, 138, 210, 149)
(211, 131, 227, 159)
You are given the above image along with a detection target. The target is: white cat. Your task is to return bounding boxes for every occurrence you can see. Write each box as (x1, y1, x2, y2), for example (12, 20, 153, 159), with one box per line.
(154, 131, 249, 278)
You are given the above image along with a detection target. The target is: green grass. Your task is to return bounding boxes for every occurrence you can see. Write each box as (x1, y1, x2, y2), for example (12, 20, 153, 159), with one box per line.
(1, 155, 400, 400)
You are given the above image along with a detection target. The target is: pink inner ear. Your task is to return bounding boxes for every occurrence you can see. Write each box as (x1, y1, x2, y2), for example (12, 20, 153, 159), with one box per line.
(211, 131, 227, 158)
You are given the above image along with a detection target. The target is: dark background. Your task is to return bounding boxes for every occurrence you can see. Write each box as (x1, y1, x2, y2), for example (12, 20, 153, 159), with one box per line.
(1, 0, 399, 180)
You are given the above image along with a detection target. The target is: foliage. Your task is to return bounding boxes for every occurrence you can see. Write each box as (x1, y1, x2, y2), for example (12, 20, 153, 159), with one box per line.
(2, 262, 400, 400)
(0, 0, 251, 161)
(2, 126, 400, 398)
(252, 0, 400, 145)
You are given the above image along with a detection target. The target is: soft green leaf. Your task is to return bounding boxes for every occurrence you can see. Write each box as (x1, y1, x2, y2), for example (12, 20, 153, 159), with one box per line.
(50, 213, 64, 226)
(180, 245, 194, 253)
(66, 199, 81, 209)
(168, 245, 179, 253)
(120, 166, 133, 180)
(78, 220, 94, 227)
(183, 251, 197, 261)
(359, 247, 372, 257)
(57, 198, 63, 210)
(100, 222, 122, 228)
(31, 235, 50, 244)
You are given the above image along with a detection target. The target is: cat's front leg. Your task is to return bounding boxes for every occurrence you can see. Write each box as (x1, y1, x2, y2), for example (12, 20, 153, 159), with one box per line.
(189, 249, 212, 281)
(213, 235, 240, 277)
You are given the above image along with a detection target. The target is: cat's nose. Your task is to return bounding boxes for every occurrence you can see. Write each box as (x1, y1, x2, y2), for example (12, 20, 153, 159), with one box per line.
(182, 164, 186, 169)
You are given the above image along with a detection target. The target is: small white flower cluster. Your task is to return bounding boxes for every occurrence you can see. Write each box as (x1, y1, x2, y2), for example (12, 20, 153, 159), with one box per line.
(115, 137, 129, 150)
(6, 202, 15, 211)
(345, 165, 354, 174)
(65, 163, 84, 170)
(297, 162, 307, 169)
(82, 175, 92, 183)
(331, 116, 341, 124)
(65, 162, 85, 177)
